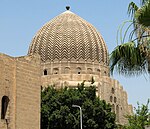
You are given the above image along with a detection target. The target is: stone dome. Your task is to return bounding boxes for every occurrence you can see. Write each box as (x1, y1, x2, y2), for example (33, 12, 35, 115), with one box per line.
(28, 10, 109, 65)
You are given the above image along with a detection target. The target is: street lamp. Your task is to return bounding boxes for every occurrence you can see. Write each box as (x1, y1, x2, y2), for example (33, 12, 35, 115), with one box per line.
(72, 105, 82, 129)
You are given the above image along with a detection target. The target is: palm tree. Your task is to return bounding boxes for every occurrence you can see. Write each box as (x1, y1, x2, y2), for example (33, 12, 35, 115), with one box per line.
(110, 0, 150, 76)
(135, 0, 150, 27)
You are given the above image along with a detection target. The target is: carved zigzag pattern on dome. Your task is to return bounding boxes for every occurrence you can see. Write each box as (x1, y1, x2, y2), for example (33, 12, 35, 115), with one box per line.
(28, 11, 109, 65)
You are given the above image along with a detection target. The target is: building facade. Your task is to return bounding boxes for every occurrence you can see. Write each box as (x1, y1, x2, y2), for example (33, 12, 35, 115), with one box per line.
(0, 54, 41, 129)
(0, 7, 132, 129)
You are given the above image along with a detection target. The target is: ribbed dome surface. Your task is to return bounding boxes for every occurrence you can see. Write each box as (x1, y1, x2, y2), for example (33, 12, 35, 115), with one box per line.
(28, 10, 109, 65)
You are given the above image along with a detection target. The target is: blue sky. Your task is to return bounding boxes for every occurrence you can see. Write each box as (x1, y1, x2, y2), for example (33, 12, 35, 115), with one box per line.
(0, 0, 149, 108)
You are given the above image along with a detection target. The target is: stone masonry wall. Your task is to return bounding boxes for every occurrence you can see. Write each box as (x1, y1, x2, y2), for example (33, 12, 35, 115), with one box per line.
(15, 55, 41, 129)
(98, 76, 132, 124)
(0, 54, 41, 129)
(0, 54, 16, 129)
(41, 62, 109, 87)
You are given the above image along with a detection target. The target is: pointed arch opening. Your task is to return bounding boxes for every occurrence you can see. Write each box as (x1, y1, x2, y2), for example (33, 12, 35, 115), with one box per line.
(110, 96, 113, 102)
(116, 105, 119, 122)
(44, 69, 48, 75)
(112, 104, 115, 112)
(64, 67, 70, 74)
(114, 97, 117, 103)
(87, 68, 92, 74)
(1, 96, 9, 119)
(76, 67, 81, 74)
(97, 69, 101, 75)
(111, 87, 115, 94)
(53, 68, 59, 74)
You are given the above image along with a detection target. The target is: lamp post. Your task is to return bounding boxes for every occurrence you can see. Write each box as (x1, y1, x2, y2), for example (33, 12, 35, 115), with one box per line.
(72, 105, 82, 129)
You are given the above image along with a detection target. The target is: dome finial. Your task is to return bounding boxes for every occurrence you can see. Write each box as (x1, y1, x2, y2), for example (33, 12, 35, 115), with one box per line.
(66, 6, 70, 10)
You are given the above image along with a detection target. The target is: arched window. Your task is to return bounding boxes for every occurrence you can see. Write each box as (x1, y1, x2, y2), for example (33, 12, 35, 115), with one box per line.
(112, 104, 115, 112)
(87, 68, 92, 74)
(53, 68, 59, 74)
(116, 105, 119, 122)
(44, 69, 48, 75)
(104, 71, 107, 75)
(76, 67, 81, 74)
(110, 96, 113, 102)
(114, 97, 117, 103)
(1, 96, 9, 119)
(64, 67, 70, 74)
(97, 69, 100, 74)
(111, 88, 115, 94)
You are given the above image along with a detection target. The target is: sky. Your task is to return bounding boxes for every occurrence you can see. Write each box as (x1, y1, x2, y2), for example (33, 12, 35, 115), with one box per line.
(0, 0, 149, 109)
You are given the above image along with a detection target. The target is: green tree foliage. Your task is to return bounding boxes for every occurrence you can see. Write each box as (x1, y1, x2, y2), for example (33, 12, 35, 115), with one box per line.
(135, 0, 150, 27)
(41, 83, 117, 129)
(110, 0, 150, 76)
(123, 99, 150, 129)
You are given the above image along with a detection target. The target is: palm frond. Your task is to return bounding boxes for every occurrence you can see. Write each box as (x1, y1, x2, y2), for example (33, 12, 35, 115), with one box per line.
(116, 20, 134, 45)
(110, 42, 148, 76)
(135, 1, 150, 27)
(140, 0, 149, 6)
(120, 21, 133, 44)
(129, 28, 137, 41)
(110, 0, 150, 76)
(128, 2, 139, 18)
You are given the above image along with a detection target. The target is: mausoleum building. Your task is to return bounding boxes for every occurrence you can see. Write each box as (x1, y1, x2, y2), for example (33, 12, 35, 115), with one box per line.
(0, 7, 132, 129)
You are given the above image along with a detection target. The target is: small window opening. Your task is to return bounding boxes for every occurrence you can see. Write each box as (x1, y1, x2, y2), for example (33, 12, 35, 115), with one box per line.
(116, 105, 119, 122)
(97, 69, 100, 72)
(114, 97, 117, 103)
(1, 96, 9, 119)
(97, 69, 100, 75)
(76, 67, 81, 74)
(53, 68, 59, 74)
(112, 104, 115, 112)
(111, 88, 115, 94)
(110, 96, 113, 102)
(64, 67, 70, 74)
(44, 69, 47, 75)
(87, 68, 92, 74)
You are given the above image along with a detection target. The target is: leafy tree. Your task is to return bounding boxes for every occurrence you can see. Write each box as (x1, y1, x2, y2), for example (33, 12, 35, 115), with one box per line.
(123, 99, 150, 129)
(110, 0, 150, 76)
(41, 83, 117, 129)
